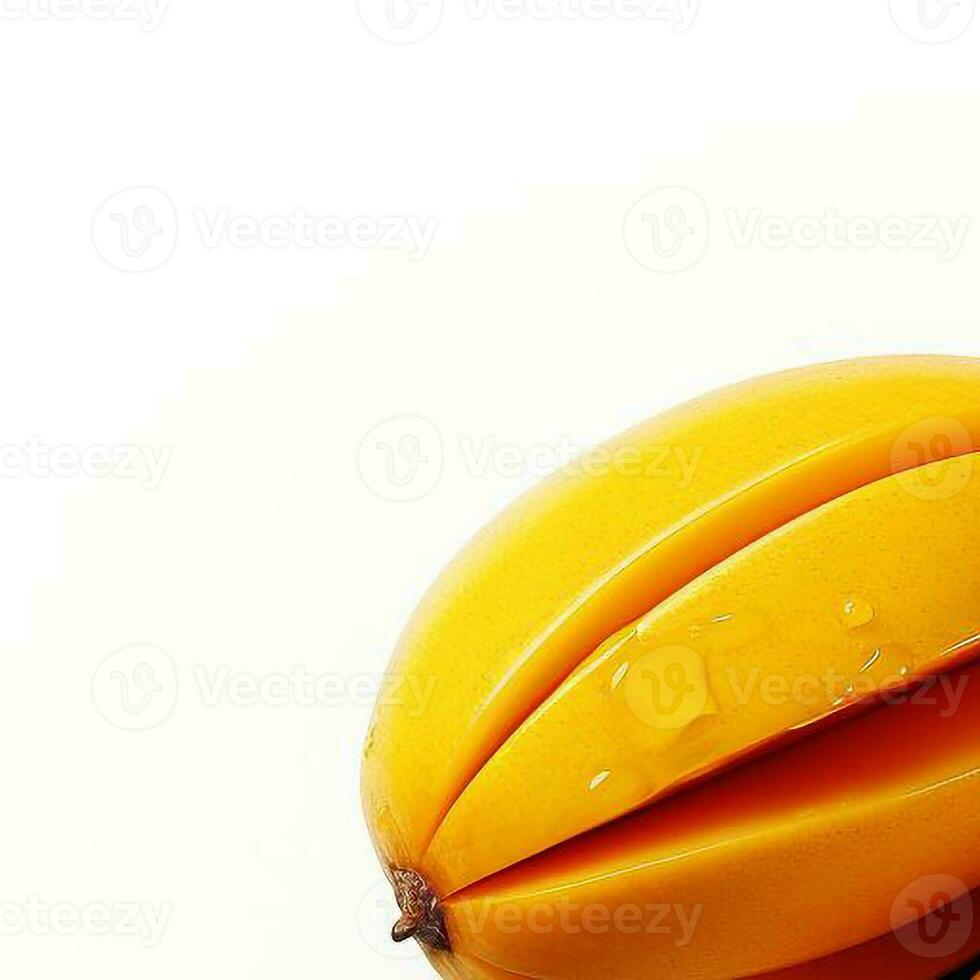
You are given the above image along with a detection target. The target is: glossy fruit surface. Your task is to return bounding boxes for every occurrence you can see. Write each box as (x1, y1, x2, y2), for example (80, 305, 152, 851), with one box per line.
(362, 356, 980, 978)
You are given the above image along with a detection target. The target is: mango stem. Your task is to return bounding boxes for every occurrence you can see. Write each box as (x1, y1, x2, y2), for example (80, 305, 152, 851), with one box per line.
(390, 868, 451, 952)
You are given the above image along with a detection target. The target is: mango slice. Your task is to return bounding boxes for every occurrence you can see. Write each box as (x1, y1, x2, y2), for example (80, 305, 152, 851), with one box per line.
(444, 655, 980, 977)
(362, 355, 980, 977)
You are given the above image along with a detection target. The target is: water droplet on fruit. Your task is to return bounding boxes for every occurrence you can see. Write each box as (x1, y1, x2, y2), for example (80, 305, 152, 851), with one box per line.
(842, 597, 875, 629)
(859, 648, 882, 673)
(685, 610, 768, 652)
(611, 662, 630, 691)
(589, 771, 611, 791)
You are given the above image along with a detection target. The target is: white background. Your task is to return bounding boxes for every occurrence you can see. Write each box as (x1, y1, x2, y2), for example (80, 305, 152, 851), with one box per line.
(0, 1, 978, 977)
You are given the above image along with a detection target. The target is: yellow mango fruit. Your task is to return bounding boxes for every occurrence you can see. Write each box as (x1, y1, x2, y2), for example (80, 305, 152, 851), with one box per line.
(362, 355, 980, 978)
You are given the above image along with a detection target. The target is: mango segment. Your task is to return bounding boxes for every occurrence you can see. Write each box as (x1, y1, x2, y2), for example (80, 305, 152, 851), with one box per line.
(426, 453, 980, 893)
(444, 656, 980, 978)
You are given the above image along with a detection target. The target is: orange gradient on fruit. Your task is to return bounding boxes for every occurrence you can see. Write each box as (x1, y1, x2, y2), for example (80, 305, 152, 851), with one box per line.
(362, 356, 980, 978)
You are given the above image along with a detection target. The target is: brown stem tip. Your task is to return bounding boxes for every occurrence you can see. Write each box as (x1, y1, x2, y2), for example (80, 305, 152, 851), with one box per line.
(390, 868, 451, 952)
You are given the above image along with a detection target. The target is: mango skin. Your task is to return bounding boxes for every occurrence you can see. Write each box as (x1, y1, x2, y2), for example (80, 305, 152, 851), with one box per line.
(362, 355, 980, 978)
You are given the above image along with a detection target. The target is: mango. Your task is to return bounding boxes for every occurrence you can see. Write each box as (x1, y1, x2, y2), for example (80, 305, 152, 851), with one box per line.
(362, 355, 980, 978)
